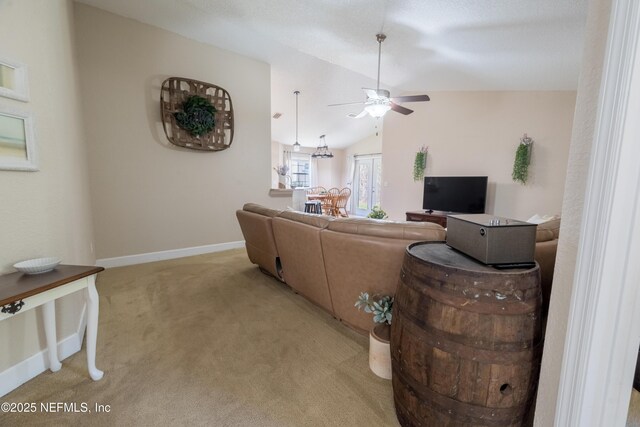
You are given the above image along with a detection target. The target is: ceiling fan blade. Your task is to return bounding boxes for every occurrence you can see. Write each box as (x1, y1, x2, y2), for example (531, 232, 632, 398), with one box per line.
(347, 110, 368, 119)
(390, 102, 413, 115)
(328, 101, 365, 107)
(391, 94, 430, 103)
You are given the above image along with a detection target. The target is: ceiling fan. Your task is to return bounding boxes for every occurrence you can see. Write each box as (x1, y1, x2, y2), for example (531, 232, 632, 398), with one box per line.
(329, 33, 430, 118)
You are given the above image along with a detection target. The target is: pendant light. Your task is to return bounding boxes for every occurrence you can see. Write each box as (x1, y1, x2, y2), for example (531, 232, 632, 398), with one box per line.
(293, 90, 301, 152)
(311, 134, 334, 159)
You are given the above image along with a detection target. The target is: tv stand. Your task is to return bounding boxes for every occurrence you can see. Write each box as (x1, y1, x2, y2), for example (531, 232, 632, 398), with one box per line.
(406, 210, 449, 228)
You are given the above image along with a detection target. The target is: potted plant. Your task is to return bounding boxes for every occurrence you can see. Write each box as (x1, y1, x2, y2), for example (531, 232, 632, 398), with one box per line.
(367, 206, 388, 219)
(355, 292, 393, 379)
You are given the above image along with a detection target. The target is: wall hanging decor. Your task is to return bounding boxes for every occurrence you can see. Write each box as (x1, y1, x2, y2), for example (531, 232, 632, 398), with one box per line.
(0, 107, 37, 171)
(512, 133, 533, 184)
(0, 56, 29, 102)
(413, 145, 428, 182)
(160, 77, 234, 151)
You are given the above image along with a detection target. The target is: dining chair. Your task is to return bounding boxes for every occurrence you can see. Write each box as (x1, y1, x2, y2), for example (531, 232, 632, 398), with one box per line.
(322, 187, 340, 216)
(335, 188, 351, 217)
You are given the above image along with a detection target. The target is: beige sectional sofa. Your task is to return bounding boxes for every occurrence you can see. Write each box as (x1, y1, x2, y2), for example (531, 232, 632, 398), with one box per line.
(237, 203, 445, 333)
(236, 203, 560, 334)
(534, 218, 561, 318)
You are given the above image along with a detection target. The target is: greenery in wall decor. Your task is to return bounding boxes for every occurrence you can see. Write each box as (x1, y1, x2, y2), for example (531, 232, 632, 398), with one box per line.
(413, 145, 428, 182)
(174, 95, 217, 137)
(512, 134, 533, 184)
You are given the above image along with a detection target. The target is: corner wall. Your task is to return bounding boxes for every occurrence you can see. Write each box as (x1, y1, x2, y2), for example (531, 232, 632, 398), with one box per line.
(381, 92, 576, 221)
(0, 0, 94, 372)
(534, 0, 613, 423)
(74, 4, 282, 260)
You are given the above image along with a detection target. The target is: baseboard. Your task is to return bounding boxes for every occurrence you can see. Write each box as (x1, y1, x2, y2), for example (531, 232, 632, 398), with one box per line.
(0, 303, 87, 398)
(95, 241, 245, 268)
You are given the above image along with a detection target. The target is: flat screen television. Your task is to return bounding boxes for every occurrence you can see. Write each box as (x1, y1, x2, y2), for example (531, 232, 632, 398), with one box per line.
(422, 176, 488, 213)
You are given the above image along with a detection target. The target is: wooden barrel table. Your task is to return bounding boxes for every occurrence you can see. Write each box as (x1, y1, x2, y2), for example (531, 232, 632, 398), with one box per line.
(391, 242, 542, 427)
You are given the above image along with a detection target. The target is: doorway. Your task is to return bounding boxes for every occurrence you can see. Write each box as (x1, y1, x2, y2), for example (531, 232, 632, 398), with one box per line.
(352, 154, 382, 217)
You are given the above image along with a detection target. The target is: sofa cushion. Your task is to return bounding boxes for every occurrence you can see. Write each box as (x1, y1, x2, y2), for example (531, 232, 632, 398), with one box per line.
(243, 203, 282, 218)
(277, 210, 334, 229)
(536, 218, 561, 242)
(272, 216, 334, 314)
(328, 217, 445, 241)
(322, 217, 445, 334)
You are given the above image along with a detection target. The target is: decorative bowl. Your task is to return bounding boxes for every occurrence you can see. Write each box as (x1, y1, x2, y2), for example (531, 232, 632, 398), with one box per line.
(13, 257, 61, 275)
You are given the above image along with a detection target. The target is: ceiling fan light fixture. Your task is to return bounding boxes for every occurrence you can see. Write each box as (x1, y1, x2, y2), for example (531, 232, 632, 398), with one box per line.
(365, 103, 391, 118)
(328, 33, 428, 118)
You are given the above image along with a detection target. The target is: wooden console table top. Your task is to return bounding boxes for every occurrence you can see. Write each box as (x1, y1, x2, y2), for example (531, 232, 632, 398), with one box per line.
(405, 210, 450, 227)
(0, 265, 103, 307)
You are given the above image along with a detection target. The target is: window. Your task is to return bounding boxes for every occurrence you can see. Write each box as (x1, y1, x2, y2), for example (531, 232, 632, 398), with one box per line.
(290, 153, 310, 188)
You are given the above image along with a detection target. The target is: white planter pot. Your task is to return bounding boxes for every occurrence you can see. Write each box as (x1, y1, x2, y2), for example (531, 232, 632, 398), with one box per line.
(369, 324, 392, 379)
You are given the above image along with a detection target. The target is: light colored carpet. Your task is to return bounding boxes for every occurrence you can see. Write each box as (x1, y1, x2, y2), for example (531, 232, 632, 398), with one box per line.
(628, 389, 640, 426)
(3, 249, 398, 426)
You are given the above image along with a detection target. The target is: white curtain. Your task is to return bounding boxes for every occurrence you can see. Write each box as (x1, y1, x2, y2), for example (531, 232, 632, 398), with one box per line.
(283, 150, 292, 171)
(310, 156, 318, 187)
(347, 154, 355, 188)
(347, 155, 356, 213)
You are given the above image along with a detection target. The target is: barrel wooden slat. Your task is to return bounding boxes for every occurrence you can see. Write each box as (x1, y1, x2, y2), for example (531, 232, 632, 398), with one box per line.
(391, 242, 542, 427)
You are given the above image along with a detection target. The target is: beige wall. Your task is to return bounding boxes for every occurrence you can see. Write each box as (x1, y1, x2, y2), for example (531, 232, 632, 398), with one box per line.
(344, 132, 382, 158)
(534, 0, 612, 424)
(381, 92, 576, 221)
(74, 4, 284, 260)
(315, 151, 345, 189)
(271, 140, 282, 188)
(0, 0, 94, 370)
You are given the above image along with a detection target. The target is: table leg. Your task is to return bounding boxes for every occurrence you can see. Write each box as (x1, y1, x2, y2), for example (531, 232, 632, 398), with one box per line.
(85, 275, 103, 380)
(42, 301, 62, 372)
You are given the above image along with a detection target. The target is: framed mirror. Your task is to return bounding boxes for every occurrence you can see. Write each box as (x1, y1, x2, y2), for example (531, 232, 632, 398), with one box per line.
(0, 56, 29, 102)
(0, 107, 37, 171)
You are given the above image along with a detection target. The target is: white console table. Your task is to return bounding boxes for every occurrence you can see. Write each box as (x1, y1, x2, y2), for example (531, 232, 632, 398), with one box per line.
(0, 265, 105, 381)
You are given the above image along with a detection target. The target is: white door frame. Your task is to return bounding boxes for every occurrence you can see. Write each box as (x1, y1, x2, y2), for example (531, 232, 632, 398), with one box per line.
(555, 0, 640, 425)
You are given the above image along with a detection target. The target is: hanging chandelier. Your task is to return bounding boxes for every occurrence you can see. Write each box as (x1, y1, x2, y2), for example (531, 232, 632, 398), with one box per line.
(311, 134, 333, 159)
(293, 90, 301, 152)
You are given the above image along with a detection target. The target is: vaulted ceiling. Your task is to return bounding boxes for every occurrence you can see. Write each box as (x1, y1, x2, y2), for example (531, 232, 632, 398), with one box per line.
(76, 0, 589, 148)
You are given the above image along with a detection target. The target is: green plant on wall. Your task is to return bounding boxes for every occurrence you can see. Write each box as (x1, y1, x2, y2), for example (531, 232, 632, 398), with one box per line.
(512, 134, 533, 184)
(174, 95, 217, 137)
(413, 146, 428, 182)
